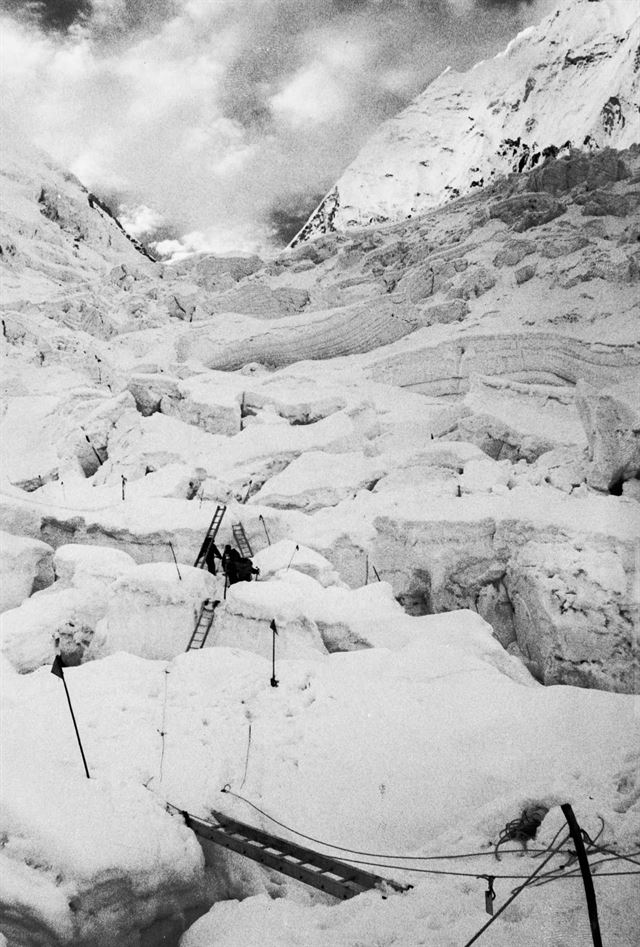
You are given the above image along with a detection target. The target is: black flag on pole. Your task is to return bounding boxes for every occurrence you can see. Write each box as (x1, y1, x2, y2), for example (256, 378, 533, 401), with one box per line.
(270, 619, 278, 635)
(51, 654, 91, 779)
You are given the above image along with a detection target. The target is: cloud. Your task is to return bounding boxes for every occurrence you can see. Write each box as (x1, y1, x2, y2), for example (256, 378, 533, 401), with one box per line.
(270, 59, 356, 128)
(1, 0, 92, 32)
(0, 0, 556, 253)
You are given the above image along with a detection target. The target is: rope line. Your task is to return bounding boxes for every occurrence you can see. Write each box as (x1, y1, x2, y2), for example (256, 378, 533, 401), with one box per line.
(301, 825, 570, 881)
(239, 723, 252, 791)
(157, 667, 170, 785)
(306, 854, 596, 881)
(584, 842, 640, 869)
(220, 787, 575, 863)
(206, 795, 639, 881)
(527, 853, 640, 889)
(311, 852, 640, 881)
(167, 801, 566, 880)
(165, 801, 640, 895)
(462, 831, 571, 947)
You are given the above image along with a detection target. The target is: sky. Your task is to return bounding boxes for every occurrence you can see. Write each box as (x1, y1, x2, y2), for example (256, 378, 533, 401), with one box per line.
(0, 0, 558, 255)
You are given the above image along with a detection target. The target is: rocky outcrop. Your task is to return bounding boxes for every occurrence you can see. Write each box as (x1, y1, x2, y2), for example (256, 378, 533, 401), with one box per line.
(489, 193, 565, 231)
(527, 147, 630, 195)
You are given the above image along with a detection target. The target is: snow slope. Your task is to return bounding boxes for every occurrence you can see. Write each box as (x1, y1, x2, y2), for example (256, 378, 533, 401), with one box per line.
(2, 614, 639, 945)
(0, 110, 154, 306)
(295, 0, 640, 242)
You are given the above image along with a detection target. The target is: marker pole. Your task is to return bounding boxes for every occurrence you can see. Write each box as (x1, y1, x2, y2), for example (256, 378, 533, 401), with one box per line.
(168, 542, 182, 581)
(259, 514, 271, 546)
(52, 657, 90, 779)
(270, 619, 279, 687)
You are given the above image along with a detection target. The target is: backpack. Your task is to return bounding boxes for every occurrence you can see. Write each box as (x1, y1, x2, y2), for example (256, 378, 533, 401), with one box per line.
(236, 557, 254, 581)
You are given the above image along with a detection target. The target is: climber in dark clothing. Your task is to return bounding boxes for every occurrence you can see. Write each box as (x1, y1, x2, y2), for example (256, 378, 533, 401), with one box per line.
(222, 545, 239, 585)
(205, 542, 222, 575)
(235, 556, 260, 583)
(221, 545, 259, 585)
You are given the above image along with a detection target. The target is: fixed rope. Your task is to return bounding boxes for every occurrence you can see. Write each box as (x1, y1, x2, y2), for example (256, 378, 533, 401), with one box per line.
(461, 829, 570, 947)
(164, 788, 640, 944)
(220, 786, 574, 865)
(582, 838, 640, 868)
(239, 723, 252, 790)
(157, 667, 170, 785)
(218, 788, 640, 884)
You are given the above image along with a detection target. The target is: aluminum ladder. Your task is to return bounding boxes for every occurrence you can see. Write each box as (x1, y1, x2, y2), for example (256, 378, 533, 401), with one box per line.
(232, 522, 253, 558)
(194, 505, 226, 569)
(175, 807, 411, 901)
(186, 599, 220, 650)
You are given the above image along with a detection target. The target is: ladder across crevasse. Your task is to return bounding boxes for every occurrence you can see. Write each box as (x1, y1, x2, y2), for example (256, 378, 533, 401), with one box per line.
(186, 599, 220, 651)
(232, 522, 253, 558)
(176, 808, 411, 901)
(194, 505, 226, 569)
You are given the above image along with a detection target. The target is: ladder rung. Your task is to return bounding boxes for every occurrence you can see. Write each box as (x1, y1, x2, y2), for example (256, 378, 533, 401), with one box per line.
(194, 505, 226, 568)
(187, 598, 220, 651)
(185, 810, 408, 899)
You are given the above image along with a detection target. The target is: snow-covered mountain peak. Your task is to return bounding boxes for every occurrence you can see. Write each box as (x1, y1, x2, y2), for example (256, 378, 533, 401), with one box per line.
(294, 0, 640, 244)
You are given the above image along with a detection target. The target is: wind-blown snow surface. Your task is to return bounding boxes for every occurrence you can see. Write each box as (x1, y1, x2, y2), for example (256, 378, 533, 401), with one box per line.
(296, 0, 640, 241)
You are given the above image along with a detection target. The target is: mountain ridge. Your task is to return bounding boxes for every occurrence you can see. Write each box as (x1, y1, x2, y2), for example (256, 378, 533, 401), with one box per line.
(293, 0, 640, 245)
